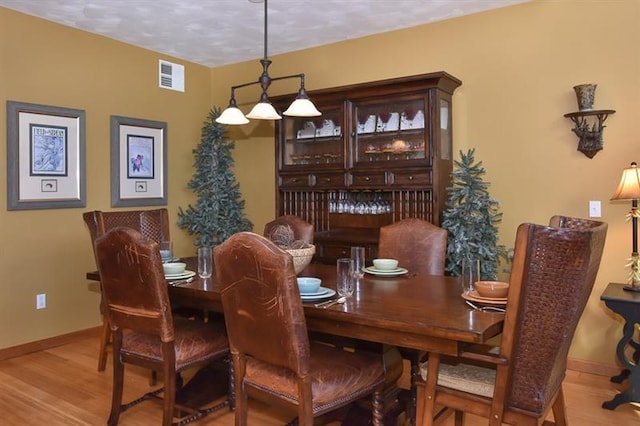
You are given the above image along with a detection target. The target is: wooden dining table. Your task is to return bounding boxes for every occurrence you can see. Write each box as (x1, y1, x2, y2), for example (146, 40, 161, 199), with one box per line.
(86, 257, 505, 425)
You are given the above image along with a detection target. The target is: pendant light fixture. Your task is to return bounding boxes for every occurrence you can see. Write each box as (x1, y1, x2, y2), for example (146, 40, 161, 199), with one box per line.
(216, 0, 321, 125)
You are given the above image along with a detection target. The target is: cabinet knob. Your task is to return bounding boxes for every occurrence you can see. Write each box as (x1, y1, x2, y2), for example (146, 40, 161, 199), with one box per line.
(408, 175, 414, 181)
(292, 178, 299, 183)
(325, 177, 331, 182)
(364, 176, 370, 181)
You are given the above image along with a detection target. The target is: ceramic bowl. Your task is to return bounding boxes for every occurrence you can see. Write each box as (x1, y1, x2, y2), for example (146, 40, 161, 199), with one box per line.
(297, 277, 321, 294)
(372, 258, 399, 270)
(475, 281, 509, 299)
(163, 262, 186, 275)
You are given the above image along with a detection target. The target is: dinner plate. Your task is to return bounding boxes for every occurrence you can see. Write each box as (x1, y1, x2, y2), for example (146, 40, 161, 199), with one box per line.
(300, 287, 331, 297)
(461, 291, 507, 306)
(165, 270, 196, 280)
(301, 287, 336, 301)
(363, 266, 409, 276)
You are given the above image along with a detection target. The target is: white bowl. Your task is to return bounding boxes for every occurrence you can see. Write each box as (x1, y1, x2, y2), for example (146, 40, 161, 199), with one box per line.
(163, 262, 186, 275)
(373, 258, 399, 270)
(297, 277, 321, 294)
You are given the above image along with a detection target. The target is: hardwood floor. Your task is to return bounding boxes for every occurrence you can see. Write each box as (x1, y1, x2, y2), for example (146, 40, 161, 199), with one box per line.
(0, 335, 638, 425)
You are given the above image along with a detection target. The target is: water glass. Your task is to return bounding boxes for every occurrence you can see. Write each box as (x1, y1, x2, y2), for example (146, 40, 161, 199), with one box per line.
(160, 241, 173, 263)
(461, 258, 480, 294)
(198, 246, 212, 279)
(337, 258, 355, 298)
(351, 246, 365, 279)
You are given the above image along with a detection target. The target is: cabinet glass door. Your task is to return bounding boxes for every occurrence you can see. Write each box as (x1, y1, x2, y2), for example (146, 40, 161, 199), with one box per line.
(281, 108, 344, 168)
(353, 98, 428, 165)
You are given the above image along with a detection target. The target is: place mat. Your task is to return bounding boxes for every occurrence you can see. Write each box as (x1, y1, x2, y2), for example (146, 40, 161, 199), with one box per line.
(363, 266, 409, 277)
(164, 270, 196, 280)
(461, 291, 507, 306)
(301, 288, 336, 302)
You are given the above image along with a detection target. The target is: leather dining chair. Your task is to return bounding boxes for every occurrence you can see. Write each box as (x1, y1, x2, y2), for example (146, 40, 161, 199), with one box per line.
(416, 217, 607, 426)
(214, 232, 386, 426)
(94, 227, 230, 426)
(264, 214, 315, 244)
(378, 217, 447, 424)
(83, 208, 171, 373)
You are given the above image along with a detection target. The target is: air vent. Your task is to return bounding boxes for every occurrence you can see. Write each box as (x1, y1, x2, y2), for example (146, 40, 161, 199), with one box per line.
(158, 60, 185, 92)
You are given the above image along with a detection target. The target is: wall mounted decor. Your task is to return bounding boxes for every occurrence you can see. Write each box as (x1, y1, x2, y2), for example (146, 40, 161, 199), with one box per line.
(6, 101, 86, 210)
(110, 115, 167, 207)
(564, 84, 615, 158)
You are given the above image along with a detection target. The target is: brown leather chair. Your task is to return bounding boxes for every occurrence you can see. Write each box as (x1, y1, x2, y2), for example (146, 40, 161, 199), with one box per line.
(264, 215, 314, 244)
(214, 232, 386, 426)
(94, 227, 229, 426)
(83, 208, 171, 372)
(378, 218, 447, 276)
(416, 217, 607, 426)
(378, 218, 447, 423)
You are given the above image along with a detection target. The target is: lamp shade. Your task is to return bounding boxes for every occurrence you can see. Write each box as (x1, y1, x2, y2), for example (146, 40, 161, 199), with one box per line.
(611, 162, 640, 201)
(216, 106, 250, 125)
(283, 98, 321, 117)
(246, 102, 282, 120)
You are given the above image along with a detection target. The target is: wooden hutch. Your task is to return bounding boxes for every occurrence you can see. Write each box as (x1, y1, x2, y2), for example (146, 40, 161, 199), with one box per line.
(272, 71, 461, 264)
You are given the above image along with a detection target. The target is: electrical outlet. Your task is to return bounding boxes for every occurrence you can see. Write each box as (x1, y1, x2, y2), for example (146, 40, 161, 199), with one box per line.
(589, 200, 601, 218)
(36, 293, 46, 310)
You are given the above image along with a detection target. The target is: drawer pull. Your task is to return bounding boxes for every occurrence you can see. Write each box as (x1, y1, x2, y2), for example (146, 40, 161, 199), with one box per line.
(325, 177, 332, 182)
(365, 176, 370, 181)
(408, 175, 414, 181)
(292, 178, 299, 183)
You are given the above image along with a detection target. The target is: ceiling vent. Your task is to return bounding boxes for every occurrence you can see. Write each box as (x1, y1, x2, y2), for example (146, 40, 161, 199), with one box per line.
(159, 60, 184, 92)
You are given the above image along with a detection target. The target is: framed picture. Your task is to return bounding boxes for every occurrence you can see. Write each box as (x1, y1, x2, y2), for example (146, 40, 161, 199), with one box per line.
(111, 115, 167, 207)
(6, 101, 86, 210)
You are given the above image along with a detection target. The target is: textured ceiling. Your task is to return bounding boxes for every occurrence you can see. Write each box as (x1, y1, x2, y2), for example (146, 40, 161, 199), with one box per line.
(0, 0, 528, 67)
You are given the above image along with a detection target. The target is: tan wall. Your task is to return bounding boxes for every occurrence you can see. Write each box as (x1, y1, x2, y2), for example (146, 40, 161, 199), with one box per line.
(1, 0, 638, 369)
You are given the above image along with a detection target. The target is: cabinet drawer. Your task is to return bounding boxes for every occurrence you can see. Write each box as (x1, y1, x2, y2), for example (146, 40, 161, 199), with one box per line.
(280, 174, 311, 189)
(389, 170, 431, 187)
(317, 244, 378, 264)
(350, 171, 387, 188)
(312, 173, 346, 189)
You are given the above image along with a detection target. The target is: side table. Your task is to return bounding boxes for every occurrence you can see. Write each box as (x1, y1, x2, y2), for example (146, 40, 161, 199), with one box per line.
(600, 282, 640, 410)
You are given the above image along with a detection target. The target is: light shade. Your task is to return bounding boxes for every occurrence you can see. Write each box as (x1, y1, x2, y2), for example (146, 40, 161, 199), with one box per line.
(246, 101, 282, 120)
(216, 106, 250, 125)
(283, 97, 321, 117)
(611, 162, 640, 201)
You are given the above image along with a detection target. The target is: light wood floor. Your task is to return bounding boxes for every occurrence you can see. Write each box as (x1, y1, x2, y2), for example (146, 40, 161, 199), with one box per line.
(0, 335, 639, 425)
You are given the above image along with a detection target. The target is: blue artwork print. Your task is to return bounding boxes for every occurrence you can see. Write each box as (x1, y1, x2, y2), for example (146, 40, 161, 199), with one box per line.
(30, 124, 67, 176)
(127, 135, 154, 179)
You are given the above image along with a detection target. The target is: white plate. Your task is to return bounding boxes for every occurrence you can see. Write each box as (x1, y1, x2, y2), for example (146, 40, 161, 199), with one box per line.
(165, 270, 196, 280)
(300, 287, 331, 297)
(363, 266, 409, 276)
(301, 287, 336, 301)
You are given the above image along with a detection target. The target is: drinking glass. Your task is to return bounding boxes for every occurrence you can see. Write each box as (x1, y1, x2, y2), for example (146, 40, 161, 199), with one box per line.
(336, 258, 355, 298)
(160, 241, 173, 263)
(461, 257, 480, 295)
(351, 246, 365, 279)
(198, 246, 212, 279)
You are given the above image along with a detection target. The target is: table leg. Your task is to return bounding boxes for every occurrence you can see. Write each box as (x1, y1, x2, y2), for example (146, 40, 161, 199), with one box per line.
(603, 318, 640, 409)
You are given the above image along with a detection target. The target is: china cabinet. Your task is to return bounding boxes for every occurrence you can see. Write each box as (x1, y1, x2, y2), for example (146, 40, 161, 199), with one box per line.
(272, 71, 462, 263)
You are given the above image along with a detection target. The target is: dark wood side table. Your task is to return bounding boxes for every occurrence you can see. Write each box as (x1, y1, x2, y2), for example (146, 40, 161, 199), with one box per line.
(600, 282, 640, 409)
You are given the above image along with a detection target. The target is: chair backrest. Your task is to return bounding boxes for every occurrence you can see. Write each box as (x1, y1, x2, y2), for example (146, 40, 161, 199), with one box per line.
(83, 208, 170, 253)
(378, 218, 447, 275)
(214, 232, 311, 376)
(499, 218, 607, 415)
(264, 215, 314, 245)
(94, 227, 174, 341)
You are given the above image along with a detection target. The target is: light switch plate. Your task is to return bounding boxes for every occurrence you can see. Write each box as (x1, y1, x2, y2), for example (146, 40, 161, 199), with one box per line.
(589, 200, 601, 218)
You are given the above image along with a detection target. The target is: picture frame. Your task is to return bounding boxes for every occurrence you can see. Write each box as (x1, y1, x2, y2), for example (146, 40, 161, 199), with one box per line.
(110, 115, 167, 207)
(6, 101, 86, 210)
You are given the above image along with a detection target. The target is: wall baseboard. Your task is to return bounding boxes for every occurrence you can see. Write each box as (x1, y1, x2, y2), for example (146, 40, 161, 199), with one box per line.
(0, 326, 101, 361)
(0, 327, 623, 379)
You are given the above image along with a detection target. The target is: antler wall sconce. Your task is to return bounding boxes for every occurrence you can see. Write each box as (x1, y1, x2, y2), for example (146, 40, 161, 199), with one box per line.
(564, 84, 615, 159)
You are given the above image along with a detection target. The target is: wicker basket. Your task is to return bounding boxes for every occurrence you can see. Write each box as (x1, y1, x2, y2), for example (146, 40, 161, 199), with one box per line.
(286, 245, 316, 274)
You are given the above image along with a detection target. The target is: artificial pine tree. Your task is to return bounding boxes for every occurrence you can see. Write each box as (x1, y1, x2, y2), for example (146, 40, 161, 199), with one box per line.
(441, 149, 507, 279)
(177, 108, 253, 248)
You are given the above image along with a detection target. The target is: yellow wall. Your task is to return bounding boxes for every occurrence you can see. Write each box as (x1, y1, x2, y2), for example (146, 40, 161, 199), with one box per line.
(1, 0, 638, 369)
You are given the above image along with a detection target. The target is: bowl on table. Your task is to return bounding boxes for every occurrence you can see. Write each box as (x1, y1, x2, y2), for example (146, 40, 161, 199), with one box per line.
(163, 262, 186, 276)
(475, 281, 509, 299)
(372, 258, 399, 271)
(286, 245, 316, 275)
(297, 277, 322, 294)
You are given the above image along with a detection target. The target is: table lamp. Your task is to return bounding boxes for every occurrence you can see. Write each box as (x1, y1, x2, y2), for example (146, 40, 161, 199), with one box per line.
(611, 162, 640, 291)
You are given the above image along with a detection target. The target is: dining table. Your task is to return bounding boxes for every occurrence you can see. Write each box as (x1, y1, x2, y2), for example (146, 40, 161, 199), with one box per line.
(86, 257, 505, 425)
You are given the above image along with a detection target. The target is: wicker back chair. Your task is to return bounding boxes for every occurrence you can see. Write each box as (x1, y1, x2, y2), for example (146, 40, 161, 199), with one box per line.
(416, 217, 607, 425)
(83, 209, 170, 372)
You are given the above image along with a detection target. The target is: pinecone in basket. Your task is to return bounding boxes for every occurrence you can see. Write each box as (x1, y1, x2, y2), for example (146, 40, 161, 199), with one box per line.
(268, 224, 309, 249)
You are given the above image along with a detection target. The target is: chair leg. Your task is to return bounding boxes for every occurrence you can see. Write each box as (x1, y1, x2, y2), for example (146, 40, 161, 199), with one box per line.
(162, 364, 177, 426)
(408, 352, 421, 426)
(107, 334, 124, 426)
(372, 388, 384, 426)
(98, 318, 110, 372)
(551, 386, 567, 426)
